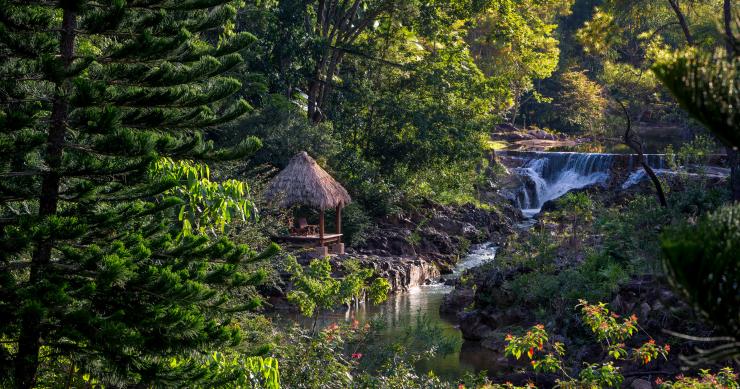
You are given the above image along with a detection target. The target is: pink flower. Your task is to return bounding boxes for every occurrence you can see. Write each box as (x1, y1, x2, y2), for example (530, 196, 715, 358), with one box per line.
(351, 353, 363, 359)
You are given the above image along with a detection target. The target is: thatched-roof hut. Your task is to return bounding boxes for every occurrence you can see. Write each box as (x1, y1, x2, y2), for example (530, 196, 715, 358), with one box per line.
(265, 152, 350, 249)
(265, 151, 351, 210)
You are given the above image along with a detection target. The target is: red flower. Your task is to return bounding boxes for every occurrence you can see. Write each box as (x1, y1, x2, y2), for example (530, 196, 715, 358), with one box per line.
(655, 377, 664, 385)
(664, 344, 671, 352)
(351, 353, 363, 359)
(458, 384, 465, 389)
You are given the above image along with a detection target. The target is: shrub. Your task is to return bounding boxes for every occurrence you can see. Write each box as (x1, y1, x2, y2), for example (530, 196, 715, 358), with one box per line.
(656, 368, 739, 388)
(503, 301, 670, 388)
(661, 204, 740, 338)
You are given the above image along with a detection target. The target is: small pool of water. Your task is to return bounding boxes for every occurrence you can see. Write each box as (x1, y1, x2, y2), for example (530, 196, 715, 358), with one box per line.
(277, 243, 500, 380)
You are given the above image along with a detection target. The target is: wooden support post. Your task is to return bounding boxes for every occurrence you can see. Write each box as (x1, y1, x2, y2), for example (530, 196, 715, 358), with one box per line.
(335, 206, 342, 236)
(319, 209, 325, 245)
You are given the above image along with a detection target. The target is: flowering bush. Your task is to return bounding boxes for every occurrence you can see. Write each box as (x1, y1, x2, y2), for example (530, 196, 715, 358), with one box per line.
(503, 300, 670, 388)
(656, 368, 739, 389)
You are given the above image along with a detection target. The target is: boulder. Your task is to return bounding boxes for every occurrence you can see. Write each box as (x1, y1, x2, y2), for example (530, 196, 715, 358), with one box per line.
(458, 311, 494, 340)
(440, 288, 475, 316)
(631, 379, 653, 389)
(351, 255, 441, 292)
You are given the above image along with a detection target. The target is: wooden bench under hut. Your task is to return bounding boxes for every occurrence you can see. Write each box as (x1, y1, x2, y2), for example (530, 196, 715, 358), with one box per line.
(265, 151, 351, 257)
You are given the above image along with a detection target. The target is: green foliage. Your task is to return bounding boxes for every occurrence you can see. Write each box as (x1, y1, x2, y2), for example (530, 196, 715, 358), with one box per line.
(657, 367, 739, 388)
(237, 0, 585, 214)
(233, 94, 339, 169)
(0, 1, 274, 387)
(151, 158, 257, 237)
(555, 192, 595, 243)
(556, 69, 608, 135)
(276, 322, 368, 388)
(577, 300, 638, 346)
(468, 0, 573, 124)
(653, 49, 739, 148)
(597, 195, 670, 268)
(276, 315, 460, 388)
(336, 203, 375, 247)
(663, 134, 721, 191)
(286, 257, 390, 318)
(504, 249, 629, 306)
(665, 135, 717, 170)
(171, 353, 280, 389)
(504, 301, 670, 388)
(661, 204, 740, 337)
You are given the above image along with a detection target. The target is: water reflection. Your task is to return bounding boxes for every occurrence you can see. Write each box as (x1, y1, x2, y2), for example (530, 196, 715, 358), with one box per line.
(278, 244, 501, 380)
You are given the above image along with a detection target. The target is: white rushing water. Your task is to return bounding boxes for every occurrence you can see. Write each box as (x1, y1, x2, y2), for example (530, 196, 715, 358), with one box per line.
(504, 151, 729, 217)
(280, 243, 499, 379)
(510, 152, 614, 217)
(622, 166, 731, 189)
(445, 242, 497, 278)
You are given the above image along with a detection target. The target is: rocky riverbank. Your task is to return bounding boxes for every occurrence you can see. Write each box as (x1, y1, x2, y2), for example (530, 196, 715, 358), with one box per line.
(353, 201, 517, 275)
(438, 179, 728, 387)
(267, 199, 519, 305)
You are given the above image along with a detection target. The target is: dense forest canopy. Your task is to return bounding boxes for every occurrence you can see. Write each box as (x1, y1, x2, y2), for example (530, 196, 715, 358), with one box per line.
(0, 0, 738, 388)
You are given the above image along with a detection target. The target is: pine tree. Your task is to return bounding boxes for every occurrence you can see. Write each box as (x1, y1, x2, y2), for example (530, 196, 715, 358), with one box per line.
(0, 1, 272, 387)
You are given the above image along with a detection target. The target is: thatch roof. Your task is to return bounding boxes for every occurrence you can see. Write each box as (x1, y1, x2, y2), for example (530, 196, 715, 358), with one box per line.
(265, 151, 351, 210)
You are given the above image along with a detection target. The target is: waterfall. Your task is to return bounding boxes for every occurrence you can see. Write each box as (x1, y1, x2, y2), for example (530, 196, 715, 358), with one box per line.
(622, 165, 730, 189)
(505, 152, 615, 217)
(501, 151, 726, 217)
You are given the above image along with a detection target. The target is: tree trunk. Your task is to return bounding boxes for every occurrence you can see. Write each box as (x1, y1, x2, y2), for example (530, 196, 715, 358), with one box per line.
(723, 1, 739, 202)
(307, 77, 322, 122)
(668, 0, 694, 45)
(724, 0, 736, 58)
(728, 147, 740, 202)
(14, 8, 76, 389)
(618, 100, 668, 207)
(307, 0, 391, 123)
(641, 160, 669, 207)
(317, 50, 345, 115)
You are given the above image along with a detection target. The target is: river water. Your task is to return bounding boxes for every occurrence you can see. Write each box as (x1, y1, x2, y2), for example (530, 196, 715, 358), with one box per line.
(281, 243, 499, 380)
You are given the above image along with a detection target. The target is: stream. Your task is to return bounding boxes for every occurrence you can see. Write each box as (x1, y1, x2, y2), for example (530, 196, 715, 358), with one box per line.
(281, 150, 728, 379)
(281, 243, 500, 380)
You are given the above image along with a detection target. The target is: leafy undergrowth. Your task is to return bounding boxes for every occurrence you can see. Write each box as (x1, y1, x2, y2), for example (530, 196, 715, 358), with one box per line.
(453, 182, 732, 382)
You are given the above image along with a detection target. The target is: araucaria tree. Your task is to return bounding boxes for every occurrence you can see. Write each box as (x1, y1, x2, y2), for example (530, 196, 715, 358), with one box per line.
(0, 1, 270, 387)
